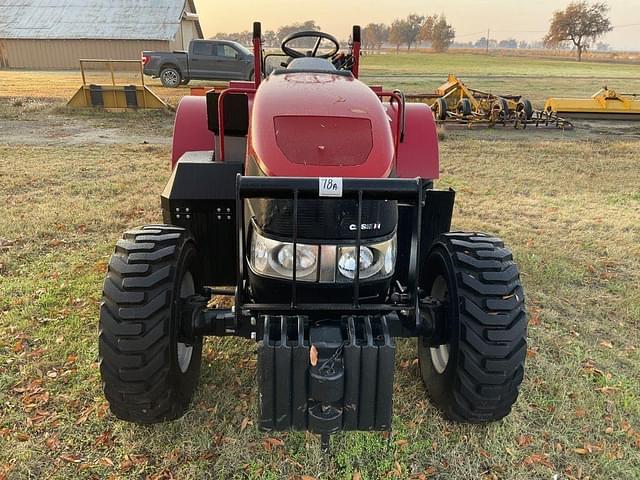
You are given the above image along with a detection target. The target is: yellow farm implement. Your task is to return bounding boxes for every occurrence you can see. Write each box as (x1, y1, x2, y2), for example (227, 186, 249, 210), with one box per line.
(67, 59, 168, 111)
(407, 74, 572, 129)
(544, 87, 640, 120)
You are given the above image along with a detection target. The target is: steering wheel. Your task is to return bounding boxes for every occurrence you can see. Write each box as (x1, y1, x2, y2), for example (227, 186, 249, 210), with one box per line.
(281, 31, 340, 59)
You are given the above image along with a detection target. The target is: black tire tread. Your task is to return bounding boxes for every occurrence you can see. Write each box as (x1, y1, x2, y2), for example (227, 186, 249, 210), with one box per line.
(99, 225, 200, 423)
(424, 232, 527, 423)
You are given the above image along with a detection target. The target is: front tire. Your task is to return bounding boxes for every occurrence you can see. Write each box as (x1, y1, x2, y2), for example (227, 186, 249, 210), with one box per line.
(418, 233, 527, 423)
(99, 225, 203, 423)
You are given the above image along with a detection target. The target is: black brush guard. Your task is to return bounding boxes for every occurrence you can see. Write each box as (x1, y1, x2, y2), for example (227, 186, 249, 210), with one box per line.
(180, 175, 454, 447)
(238, 177, 420, 448)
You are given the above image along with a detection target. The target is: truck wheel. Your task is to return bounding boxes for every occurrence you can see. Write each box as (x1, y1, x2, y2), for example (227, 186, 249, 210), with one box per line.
(160, 67, 181, 88)
(99, 225, 203, 423)
(418, 233, 527, 423)
(180, 78, 191, 86)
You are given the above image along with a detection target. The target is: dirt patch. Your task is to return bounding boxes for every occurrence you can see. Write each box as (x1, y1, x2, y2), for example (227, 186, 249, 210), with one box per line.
(0, 98, 173, 146)
(0, 117, 170, 146)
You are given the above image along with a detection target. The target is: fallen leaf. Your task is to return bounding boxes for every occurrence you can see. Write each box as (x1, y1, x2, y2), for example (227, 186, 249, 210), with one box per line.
(424, 467, 437, 477)
(599, 340, 613, 349)
(309, 345, 318, 367)
(574, 448, 589, 455)
(523, 453, 553, 468)
(262, 437, 284, 452)
(13, 339, 26, 353)
(394, 439, 408, 448)
(60, 454, 82, 464)
(75, 405, 95, 425)
(94, 430, 113, 447)
(517, 434, 533, 447)
(240, 417, 250, 432)
(529, 308, 542, 326)
(45, 435, 60, 450)
(595, 386, 619, 395)
(352, 471, 362, 480)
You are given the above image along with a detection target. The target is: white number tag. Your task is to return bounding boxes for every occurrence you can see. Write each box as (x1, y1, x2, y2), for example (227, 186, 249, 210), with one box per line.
(319, 177, 343, 197)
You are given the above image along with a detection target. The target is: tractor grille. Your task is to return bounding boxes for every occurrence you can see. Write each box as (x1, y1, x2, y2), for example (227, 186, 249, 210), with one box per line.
(249, 197, 397, 241)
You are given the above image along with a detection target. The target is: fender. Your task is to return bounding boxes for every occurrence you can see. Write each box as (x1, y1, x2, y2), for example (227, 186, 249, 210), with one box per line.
(388, 102, 440, 180)
(171, 96, 215, 169)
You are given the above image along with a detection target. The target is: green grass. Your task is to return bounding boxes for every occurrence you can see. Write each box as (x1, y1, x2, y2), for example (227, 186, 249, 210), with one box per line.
(1, 53, 640, 479)
(361, 51, 640, 78)
(359, 52, 640, 105)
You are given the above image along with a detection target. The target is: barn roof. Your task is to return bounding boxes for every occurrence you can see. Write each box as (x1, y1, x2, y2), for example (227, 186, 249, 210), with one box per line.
(0, 0, 203, 40)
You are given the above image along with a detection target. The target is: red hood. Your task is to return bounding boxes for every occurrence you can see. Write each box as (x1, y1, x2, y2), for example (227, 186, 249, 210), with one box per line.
(249, 72, 394, 178)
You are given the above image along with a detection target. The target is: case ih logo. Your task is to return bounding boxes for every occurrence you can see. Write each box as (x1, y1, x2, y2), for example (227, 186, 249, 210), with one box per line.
(349, 223, 382, 231)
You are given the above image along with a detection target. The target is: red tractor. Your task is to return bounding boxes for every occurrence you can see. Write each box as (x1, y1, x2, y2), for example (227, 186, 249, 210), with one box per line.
(99, 23, 527, 449)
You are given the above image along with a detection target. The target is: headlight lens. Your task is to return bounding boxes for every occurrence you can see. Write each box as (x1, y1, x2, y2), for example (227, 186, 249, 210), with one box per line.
(337, 246, 378, 279)
(273, 244, 317, 277)
(250, 229, 396, 283)
(336, 237, 395, 281)
(250, 230, 318, 281)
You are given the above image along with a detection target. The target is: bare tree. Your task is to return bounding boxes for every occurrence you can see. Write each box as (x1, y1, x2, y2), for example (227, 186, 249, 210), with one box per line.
(418, 15, 438, 45)
(362, 23, 389, 52)
(389, 20, 408, 52)
(432, 16, 455, 52)
(389, 14, 425, 51)
(544, 1, 612, 61)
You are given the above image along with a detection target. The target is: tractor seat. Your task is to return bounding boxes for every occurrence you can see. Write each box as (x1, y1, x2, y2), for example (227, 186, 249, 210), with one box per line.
(272, 57, 352, 77)
(287, 57, 336, 71)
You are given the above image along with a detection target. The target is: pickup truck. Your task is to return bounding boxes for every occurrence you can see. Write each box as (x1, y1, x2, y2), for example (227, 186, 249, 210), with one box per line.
(142, 39, 255, 87)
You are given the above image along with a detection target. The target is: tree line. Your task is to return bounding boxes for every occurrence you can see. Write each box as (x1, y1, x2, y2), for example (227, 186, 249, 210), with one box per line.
(211, 15, 456, 53)
(363, 14, 455, 52)
(211, 2, 614, 62)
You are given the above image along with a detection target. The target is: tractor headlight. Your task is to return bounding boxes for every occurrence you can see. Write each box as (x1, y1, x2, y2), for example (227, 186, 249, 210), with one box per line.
(337, 237, 396, 281)
(249, 230, 396, 283)
(250, 231, 318, 281)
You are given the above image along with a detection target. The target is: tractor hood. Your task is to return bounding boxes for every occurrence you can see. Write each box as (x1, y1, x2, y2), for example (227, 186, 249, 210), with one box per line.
(250, 71, 395, 178)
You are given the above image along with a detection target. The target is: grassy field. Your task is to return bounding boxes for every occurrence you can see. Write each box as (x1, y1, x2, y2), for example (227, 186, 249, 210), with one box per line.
(1, 52, 640, 479)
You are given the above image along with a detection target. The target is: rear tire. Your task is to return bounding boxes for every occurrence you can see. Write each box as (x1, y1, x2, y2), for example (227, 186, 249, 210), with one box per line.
(433, 98, 448, 121)
(517, 99, 534, 120)
(457, 98, 473, 117)
(99, 225, 203, 423)
(160, 67, 181, 88)
(418, 233, 527, 423)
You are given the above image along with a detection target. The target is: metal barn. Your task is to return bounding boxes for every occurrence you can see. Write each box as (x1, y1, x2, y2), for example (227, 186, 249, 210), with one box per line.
(0, 0, 204, 69)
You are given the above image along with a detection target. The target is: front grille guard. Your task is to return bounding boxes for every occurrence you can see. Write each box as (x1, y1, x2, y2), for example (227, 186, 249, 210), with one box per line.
(235, 175, 424, 319)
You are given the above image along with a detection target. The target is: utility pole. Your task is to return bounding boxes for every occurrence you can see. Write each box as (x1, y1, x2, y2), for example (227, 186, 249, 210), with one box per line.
(486, 29, 490, 54)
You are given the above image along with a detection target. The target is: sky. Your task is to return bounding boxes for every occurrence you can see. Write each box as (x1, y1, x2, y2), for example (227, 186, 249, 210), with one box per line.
(193, 0, 640, 51)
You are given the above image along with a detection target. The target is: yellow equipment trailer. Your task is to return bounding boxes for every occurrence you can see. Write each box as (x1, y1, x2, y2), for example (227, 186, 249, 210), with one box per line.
(67, 59, 168, 111)
(406, 74, 571, 129)
(544, 87, 640, 120)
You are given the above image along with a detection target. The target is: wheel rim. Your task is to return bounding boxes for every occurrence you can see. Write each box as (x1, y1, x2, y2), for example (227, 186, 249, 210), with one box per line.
(430, 275, 450, 374)
(177, 271, 195, 373)
(163, 70, 178, 87)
